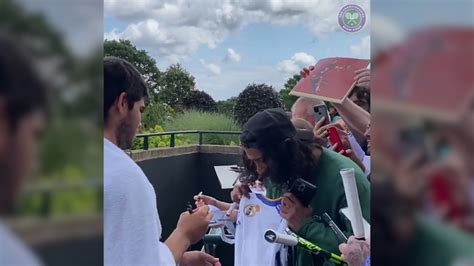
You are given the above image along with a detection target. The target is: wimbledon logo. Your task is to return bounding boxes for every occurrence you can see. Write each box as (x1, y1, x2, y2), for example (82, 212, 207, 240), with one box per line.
(338, 4, 366, 33)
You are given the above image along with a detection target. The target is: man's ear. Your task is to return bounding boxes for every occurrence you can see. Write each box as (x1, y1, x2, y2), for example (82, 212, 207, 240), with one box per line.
(115, 92, 129, 116)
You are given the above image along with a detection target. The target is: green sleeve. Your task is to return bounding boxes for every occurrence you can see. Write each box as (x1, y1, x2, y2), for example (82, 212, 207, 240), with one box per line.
(297, 217, 344, 254)
(297, 170, 370, 254)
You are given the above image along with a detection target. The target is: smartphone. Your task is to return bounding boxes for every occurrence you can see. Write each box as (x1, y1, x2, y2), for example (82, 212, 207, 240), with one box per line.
(399, 127, 425, 155)
(328, 127, 347, 156)
(288, 178, 317, 206)
(398, 127, 434, 165)
(313, 104, 329, 125)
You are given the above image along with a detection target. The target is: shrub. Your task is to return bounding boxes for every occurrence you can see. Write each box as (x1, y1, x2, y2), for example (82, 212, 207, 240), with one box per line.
(234, 83, 284, 125)
(163, 110, 240, 145)
(142, 101, 175, 130)
(182, 90, 217, 112)
(132, 125, 192, 150)
(216, 97, 237, 117)
(279, 74, 301, 111)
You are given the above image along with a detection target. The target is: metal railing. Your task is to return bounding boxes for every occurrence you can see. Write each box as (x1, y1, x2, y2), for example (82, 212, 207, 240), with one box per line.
(22, 179, 103, 217)
(135, 130, 242, 150)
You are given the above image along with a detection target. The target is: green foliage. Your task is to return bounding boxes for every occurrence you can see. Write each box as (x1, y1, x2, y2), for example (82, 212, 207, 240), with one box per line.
(132, 125, 193, 150)
(141, 101, 175, 131)
(216, 97, 237, 117)
(3, 0, 102, 217)
(104, 39, 161, 102)
(40, 117, 102, 179)
(0, 0, 70, 59)
(280, 74, 301, 111)
(103, 43, 197, 112)
(157, 64, 196, 111)
(16, 166, 102, 217)
(163, 111, 240, 145)
(234, 83, 284, 125)
(182, 90, 217, 112)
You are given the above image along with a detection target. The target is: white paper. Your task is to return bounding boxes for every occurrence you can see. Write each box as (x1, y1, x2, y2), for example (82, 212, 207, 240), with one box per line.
(214, 165, 241, 189)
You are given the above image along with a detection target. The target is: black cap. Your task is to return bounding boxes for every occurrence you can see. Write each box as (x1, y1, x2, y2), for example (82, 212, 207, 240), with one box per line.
(240, 108, 296, 148)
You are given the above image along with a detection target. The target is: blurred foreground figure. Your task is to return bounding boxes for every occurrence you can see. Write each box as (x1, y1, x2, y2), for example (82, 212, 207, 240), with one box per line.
(371, 27, 474, 266)
(0, 35, 47, 265)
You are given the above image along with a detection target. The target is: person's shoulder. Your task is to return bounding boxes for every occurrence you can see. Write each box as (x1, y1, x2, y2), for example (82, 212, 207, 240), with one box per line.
(104, 142, 143, 174)
(316, 149, 369, 191)
(415, 215, 474, 262)
(104, 143, 148, 191)
(319, 148, 366, 177)
(0, 223, 41, 266)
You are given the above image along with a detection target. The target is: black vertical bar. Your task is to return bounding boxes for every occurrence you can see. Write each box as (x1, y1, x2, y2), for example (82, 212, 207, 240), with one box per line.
(170, 133, 175, 147)
(143, 136, 149, 150)
(41, 192, 51, 217)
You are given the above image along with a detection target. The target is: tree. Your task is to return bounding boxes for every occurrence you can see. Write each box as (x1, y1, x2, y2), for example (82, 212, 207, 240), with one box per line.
(182, 90, 217, 112)
(279, 74, 301, 111)
(1, 0, 102, 180)
(104, 39, 161, 102)
(157, 64, 196, 111)
(234, 83, 284, 125)
(216, 97, 237, 117)
(141, 102, 175, 131)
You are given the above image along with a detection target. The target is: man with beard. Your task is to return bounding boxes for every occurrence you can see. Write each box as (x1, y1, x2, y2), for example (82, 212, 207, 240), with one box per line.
(0, 35, 47, 266)
(232, 108, 370, 266)
(104, 57, 219, 266)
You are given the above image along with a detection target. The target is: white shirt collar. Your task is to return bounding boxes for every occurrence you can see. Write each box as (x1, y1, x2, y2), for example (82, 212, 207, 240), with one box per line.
(104, 137, 126, 154)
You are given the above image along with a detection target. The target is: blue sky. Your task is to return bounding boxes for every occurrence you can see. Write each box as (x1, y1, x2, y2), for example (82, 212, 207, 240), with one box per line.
(104, 0, 370, 100)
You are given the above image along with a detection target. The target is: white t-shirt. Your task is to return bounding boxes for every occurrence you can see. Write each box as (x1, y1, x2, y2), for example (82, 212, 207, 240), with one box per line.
(0, 221, 41, 266)
(362, 155, 371, 176)
(348, 132, 365, 161)
(208, 205, 235, 235)
(235, 192, 287, 266)
(104, 138, 174, 266)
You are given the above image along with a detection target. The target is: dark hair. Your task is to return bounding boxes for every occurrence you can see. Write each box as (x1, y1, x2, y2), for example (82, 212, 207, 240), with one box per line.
(240, 137, 317, 187)
(349, 86, 370, 111)
(0, 35, 48, 128)
(371, 180, 415, 266)
(104, 56, 148, 123)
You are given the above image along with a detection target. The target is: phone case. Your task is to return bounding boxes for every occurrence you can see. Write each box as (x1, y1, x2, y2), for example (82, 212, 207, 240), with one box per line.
(314, 105, 329, 124)
(289, 178, 317, 206)
(328, 127, 347, 156)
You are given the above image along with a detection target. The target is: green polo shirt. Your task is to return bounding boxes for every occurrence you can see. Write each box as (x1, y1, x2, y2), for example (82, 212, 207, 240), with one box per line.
(404, 215, 474, 266)
(266, 148, 371, 266)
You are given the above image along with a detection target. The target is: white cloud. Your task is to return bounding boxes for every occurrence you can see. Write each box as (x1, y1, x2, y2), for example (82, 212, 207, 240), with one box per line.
(105, 0, 370, 63)
(18, 0, 103, 58)
(224, 48, 241, 63)
(277, 52, 316, 76)
(371, 14, 404, 55)
(200, 60, 222, 76)
(350, 35, 370, 58)
(105, 0, 244, 64)
(194, 65, 283, 100)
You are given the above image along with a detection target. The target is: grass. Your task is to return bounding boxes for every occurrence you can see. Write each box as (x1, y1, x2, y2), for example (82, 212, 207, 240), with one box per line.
(163, 110, 241, 145)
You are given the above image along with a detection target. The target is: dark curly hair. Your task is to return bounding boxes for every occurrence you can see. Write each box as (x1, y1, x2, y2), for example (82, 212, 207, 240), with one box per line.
(240, 136, 318, 188)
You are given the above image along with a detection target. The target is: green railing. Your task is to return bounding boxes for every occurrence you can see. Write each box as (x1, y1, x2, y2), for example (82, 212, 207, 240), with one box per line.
(21, 179, 103, 217)
(135, 130, 242, 150)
